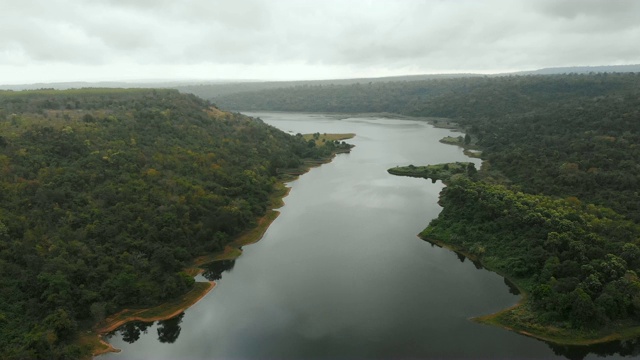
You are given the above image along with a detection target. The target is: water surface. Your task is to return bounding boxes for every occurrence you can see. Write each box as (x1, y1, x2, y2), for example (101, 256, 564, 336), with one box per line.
(103, 113, 632, 359)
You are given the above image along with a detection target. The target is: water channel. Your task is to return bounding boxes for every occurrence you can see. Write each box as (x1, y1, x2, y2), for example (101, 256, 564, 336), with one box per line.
(102, 113, 636, 359)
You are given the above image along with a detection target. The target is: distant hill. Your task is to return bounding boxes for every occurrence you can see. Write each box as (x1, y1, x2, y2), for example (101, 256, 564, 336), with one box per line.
(514, 64, 640, 75)
(0, 80, 236, 91)
(173, 73, 483, 99)
(2, 64, 637, 99)
(176, 65, 639, 100)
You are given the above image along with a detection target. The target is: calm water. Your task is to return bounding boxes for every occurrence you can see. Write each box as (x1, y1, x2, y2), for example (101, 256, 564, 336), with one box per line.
(102, 113, 635, 359)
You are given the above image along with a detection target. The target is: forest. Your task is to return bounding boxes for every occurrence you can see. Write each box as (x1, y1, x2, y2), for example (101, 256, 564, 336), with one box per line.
(214, 73, 640, 341)
(211, 73, 640, 223)
(0, 89, 342, 359)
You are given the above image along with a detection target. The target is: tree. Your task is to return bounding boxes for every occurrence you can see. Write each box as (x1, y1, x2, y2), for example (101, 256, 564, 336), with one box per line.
(571, 288, 599, 328)
(466, 163, 477, 178)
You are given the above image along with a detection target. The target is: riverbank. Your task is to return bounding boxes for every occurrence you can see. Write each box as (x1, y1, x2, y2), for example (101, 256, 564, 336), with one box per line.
(82, 281, 216, 357)
(95, 282, 215, 335)
(88, 133, 354, 358)
(91, 200, 288, 357)
(426, 236, 640, 346)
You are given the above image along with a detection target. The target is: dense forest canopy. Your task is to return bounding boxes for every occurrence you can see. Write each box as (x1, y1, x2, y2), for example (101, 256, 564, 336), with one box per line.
(217, 73, 640, 340)
(0, 89, 339, 359)
(423, 178, 640, 334)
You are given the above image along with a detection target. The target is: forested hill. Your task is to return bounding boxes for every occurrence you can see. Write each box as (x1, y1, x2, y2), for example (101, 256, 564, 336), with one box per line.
(0, 89, 338, 359)
(213, 73, 640, 222)
(211, 73, 639, 116)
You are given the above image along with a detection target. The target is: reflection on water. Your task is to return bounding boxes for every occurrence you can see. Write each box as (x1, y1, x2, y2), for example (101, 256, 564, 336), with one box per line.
(157, 313, 184, 344)
(547, 337, 640, 360)
(107, 313, 185, 345)
(115, 321, 151, 344)
(504, 278, 520, 296)
(201, 259, 236, 281)
(108, 259, 236, 344)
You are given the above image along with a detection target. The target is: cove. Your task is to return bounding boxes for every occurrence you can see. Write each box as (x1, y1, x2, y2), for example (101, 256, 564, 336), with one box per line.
(101, 113, 634, 359)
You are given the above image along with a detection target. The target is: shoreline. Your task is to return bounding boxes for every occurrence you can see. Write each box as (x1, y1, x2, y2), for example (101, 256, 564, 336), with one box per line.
(89, 281, 216, 357)
(394, 139, 640, 347)
(95, 281, 216, 335)
(422, 217, 640, 346)
(90, 134, 354, 358)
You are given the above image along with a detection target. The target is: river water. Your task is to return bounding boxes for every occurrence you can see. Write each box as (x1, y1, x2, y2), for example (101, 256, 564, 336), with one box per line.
(102, 113, 635, 359)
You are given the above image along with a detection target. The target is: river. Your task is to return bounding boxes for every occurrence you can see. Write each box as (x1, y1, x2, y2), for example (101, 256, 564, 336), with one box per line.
(102, 112, 635, 359)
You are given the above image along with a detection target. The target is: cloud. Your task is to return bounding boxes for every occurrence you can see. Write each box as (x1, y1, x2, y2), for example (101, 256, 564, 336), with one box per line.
(1, 0, 639, 84)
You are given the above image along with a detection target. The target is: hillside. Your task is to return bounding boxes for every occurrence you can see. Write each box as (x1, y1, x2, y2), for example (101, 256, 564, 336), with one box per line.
(0, 89, 341, 359)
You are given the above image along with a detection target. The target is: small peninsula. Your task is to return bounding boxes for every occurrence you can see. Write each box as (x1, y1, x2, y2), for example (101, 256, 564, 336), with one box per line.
(387, 162, 477, 183)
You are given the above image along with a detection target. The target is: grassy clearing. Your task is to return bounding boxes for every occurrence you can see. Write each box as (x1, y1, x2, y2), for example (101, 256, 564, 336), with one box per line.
(303, 132, 355, 146)
(440, 136, 465, 145)
(463, 149, 482, 158)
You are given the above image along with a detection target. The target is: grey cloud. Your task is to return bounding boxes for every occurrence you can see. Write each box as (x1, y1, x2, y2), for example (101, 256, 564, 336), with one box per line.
(1, 0, 639, 83)
(533, 0, 640, 19)
(530, 0, 640, 34)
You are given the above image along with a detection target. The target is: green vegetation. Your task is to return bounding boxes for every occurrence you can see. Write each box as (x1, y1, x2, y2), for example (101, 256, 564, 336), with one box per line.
(0, 88, 349, 359)
(302, 132, 355, 147)
(387, 162, 477, 183)
(420, 178, 640, 342)
(439, 135, 464, 146)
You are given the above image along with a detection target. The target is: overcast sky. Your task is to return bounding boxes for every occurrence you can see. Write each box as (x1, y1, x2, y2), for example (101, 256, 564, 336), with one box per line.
(1, 0, 639, 84)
